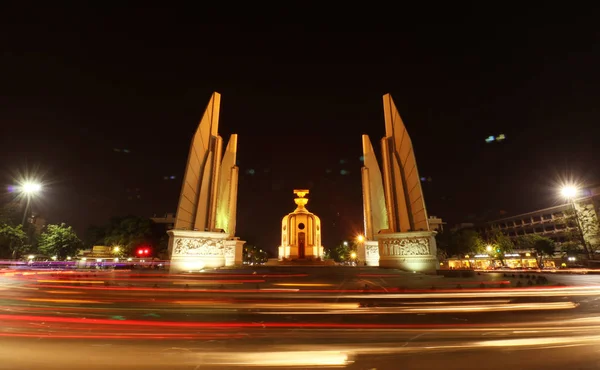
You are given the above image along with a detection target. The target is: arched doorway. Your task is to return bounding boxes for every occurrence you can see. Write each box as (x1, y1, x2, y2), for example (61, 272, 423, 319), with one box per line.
(298, 232, 305, 258)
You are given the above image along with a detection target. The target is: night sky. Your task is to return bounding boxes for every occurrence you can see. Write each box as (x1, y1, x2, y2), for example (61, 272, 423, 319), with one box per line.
(2, 5, 599, 255)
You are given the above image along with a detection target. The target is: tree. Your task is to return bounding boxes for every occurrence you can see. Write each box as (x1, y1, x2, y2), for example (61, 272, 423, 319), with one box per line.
(0, 202, 22, 226)
(243, 244, 268, 264)
(484, 228, 514, 257)
(102, 216, 154, 255)
(574, 201, 600, 259)
(533, 237, 556, 267)
(324, 241, 351, 262)
(516, 234, 556, 267)
(0, 223, 27, 259)
(454, 229, 485, 255)
(38, 223, 82, 259)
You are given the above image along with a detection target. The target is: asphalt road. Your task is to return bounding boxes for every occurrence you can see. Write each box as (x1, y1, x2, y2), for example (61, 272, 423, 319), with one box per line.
(2, 267, 600, 369)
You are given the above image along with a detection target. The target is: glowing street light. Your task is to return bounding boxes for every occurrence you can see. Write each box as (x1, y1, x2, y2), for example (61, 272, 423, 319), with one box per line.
(357, 235, 365, 243)
(560, 185, 579, 200)
(21, 182, 42, 195)
(350, 252, 357, 259)
(486, 245, 493, 252)
(17, 180, 43, 227)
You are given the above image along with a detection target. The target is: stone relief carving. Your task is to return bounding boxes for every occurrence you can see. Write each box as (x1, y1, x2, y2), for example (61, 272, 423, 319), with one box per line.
(224, 245, 235, 259)
(380, 237, 430, 256)
(365, 245, 379, 258)
(173, 237, 224, 256)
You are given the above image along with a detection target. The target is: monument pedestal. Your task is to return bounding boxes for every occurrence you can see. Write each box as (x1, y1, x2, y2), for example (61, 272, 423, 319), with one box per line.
(364, 241, 381, 266)
(356, 241, 380, 266)
(167, 230, 244, 273)
(223, 238, 246, 267)
(375, 231, 438, 273)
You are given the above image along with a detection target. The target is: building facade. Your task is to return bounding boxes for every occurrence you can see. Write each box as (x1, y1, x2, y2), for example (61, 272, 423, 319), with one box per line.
(444, 185, 600, 269)
(483, 186, 600, 250)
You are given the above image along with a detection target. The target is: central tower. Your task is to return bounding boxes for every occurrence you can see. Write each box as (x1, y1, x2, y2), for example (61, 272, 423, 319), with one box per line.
(278, 190, 323, 261)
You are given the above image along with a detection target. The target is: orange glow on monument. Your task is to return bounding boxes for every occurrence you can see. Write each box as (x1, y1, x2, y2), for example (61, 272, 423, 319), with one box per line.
(278, 190, 324, 261)
(360, 94, 438, 272)
(168, 92, 245, 272)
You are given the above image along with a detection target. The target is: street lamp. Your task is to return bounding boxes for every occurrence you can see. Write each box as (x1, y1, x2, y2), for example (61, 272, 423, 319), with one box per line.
(350, 252, 357, 259)
(21, 182, 42, 194)
(560, 184, 591, 259)
(486, 245, 493, 253)
(560, 185, 578, 200)
(357, 235, 365, 243)
(18, 181, 42, 226)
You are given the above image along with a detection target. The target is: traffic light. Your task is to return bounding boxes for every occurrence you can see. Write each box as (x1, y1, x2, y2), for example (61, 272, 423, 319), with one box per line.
(136, 247, 151, 257)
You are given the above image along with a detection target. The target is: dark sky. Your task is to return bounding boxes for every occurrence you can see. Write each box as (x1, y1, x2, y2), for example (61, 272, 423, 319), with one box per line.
(1, 4, 599, 254)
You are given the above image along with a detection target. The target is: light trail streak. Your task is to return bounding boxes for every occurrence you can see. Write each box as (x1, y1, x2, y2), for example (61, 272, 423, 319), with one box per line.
(24, 298, 109, 304)
(201, 350, 350, 367)
(37, 280, 105, 284)
(273, 283, 334, 287)
(171, 280, 262, 285)
(255, 301, 578, 314)
(44, 291, 83, 294)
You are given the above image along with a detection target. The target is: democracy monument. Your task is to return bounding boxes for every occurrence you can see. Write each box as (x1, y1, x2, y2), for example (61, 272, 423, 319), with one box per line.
(167, 92, 245, 273)
(358, 94, 437, 272)
(167, 92, 437, 273)
(278, 189, 324, 262)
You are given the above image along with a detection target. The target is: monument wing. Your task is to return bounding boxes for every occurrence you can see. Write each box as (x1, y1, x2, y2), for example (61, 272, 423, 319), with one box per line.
(174, 92, 221, 230)
(383, 94, 429, 232)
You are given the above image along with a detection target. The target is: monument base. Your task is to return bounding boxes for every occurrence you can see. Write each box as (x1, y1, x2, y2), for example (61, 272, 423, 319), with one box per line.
(278, 245, 324, 261)
(167, 230, 245, 273)
(375, 231, 438, 274)
(356, 241, 380, 266)
(364, 241, 381, 266)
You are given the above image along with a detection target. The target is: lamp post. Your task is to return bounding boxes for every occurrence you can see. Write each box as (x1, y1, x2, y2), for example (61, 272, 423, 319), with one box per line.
(560, 185, 591, 260)
(355, 234, 365, 266)
(19, 181, 42, 226)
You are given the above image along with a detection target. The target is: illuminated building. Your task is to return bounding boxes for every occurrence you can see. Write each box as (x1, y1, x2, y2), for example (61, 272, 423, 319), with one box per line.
(485, 185, 600, 253)
(278, 190, 324, 261)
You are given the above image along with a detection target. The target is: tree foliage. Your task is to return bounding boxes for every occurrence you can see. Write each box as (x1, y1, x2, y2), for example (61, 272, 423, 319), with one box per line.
(37, 223, 82, 259)
(324, 241, 351, 262)
(243, 244, 268, 264)
(0, 223, 27, 259)
(0, 202, 22, 226)
(456, 229, 485, 255)
(484, 228, 514, 256)
(101, 216, 155, 255)
(516, 234, 556, 266)
(575, 202, 600, 258)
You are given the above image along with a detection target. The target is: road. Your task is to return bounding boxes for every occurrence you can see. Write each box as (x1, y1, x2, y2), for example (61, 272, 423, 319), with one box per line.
(2, 267, 600, 369)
